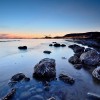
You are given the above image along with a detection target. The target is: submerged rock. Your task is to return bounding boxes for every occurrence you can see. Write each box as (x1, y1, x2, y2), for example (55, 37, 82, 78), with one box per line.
(87, 92, 100, 100)
(29, 95, 44, 100)
(68, 55, 81, 64)
(2, 88, 16, 100)
(33, 58, 56, 80)
(47, 97, 56, 100)
(18, 46, 27, 50)
(59, 74, 75, 84)
(80, 50, 100, 66)
(43, 51, 51, 54)
(68, 44, 84, 53)
(92, 67, 100, 81)
(74, 64, 83, 69)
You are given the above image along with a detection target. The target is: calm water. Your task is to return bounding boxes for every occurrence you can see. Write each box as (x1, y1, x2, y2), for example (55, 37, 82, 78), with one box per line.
(0, 39, 99, 100)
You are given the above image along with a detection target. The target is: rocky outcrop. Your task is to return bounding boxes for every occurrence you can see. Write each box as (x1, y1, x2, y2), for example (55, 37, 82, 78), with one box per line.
(59, 74, 75, 84)
(68, 44, 85, 53)
(2, 88, 16, 100)
(92, 67, 100, 81)
(18, 46, 27, 50)
(33, 58, 56, 80)
(43, 51, 51, 54)
(80, 50, 100, 66)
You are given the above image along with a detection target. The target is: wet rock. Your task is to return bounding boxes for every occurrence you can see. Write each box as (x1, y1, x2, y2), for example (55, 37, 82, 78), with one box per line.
(80, 50, 100, 66)
(52, 42, 57, 43)
(29, 95, 44, 100)
(11, 73, 30, 82)
(18, 46, 27, 50)
(62, 57, 67, 59)
(47, 97, 56, 100)
(74, 64, 83, 69)
(54, 43, 61, 47)
(44, 86, 50, 91)
(33, 58, 56, 80)
(43, 51, 51, 54)
(9, 73, 30, 86)
(85, 48, 92, 52)
(2, 88, 16, 100)
(74, 53, 82, 58)
(92, 67, 100, 81)
(59, 74, 75, 84)
(61, 44, 66, 47)
(68, 55, 81, 64)
(68, 44, 85, 53)
(49, 44, 53, 46)
(87, 92, 100, 100)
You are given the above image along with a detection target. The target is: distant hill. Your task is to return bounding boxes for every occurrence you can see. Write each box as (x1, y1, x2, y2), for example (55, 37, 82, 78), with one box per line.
(63, 32, 100, 39)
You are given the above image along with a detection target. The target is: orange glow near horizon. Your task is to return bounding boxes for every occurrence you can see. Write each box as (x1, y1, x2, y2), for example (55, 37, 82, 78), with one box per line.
(0, 32, 66, 39)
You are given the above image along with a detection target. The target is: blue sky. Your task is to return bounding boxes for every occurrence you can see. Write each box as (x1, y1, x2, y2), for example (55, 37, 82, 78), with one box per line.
(0, 0, 100, 38)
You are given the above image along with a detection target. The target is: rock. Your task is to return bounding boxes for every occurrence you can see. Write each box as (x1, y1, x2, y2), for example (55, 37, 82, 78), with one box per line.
(18, 46, 27, 50)
(33, 58, 56, 80)
(9, 73, 30, 86)
(62, 57, 67, 59)
(29, 95, 44, 100)
(92, 67, 100, 80)
(68, 55, 81, 64)
(59, 74, 75, 84)
(85, 48, 92, 52)
(36, 88, 43, 93)
(68, 44, 84, 53)
(74, 53, 82, 58)
(87, 92, 100, 100)
(47, 97, 56, 100)
(43, 51, 51, 54)
(54, 43, 61, 47)
(2, 88, 16, 100)
(49, 44, 53, 46)
(11, 73, 30, 82)
(52, 42, 57, 43)
(11, 73, 26, 82)
(74, 64, 83, 69)
(44, 86, 50, 91)
(80, 50, 100, 66)
(20, 91, 31, 99)
(61, 44, 66, 47)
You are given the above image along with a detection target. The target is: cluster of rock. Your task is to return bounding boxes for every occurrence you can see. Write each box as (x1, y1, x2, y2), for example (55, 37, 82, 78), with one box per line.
(68, 44, 100, 80)
(49, 42, 66, 47)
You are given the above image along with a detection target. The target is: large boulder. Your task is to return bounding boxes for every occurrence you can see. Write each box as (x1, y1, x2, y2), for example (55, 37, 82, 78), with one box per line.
(68, 44, 85, 53)
(68, 55, 81, 64)
(80, 50, 100, 66)
(92, 67, 100, 81)
(33, 58, 56, 80)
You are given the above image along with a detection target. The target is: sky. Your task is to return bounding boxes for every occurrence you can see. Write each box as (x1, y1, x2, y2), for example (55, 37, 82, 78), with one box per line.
(0, 0, 100, 38)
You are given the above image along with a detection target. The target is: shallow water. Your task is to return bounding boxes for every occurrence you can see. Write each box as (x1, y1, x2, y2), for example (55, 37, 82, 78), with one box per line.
(0, 39, 99, 100)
